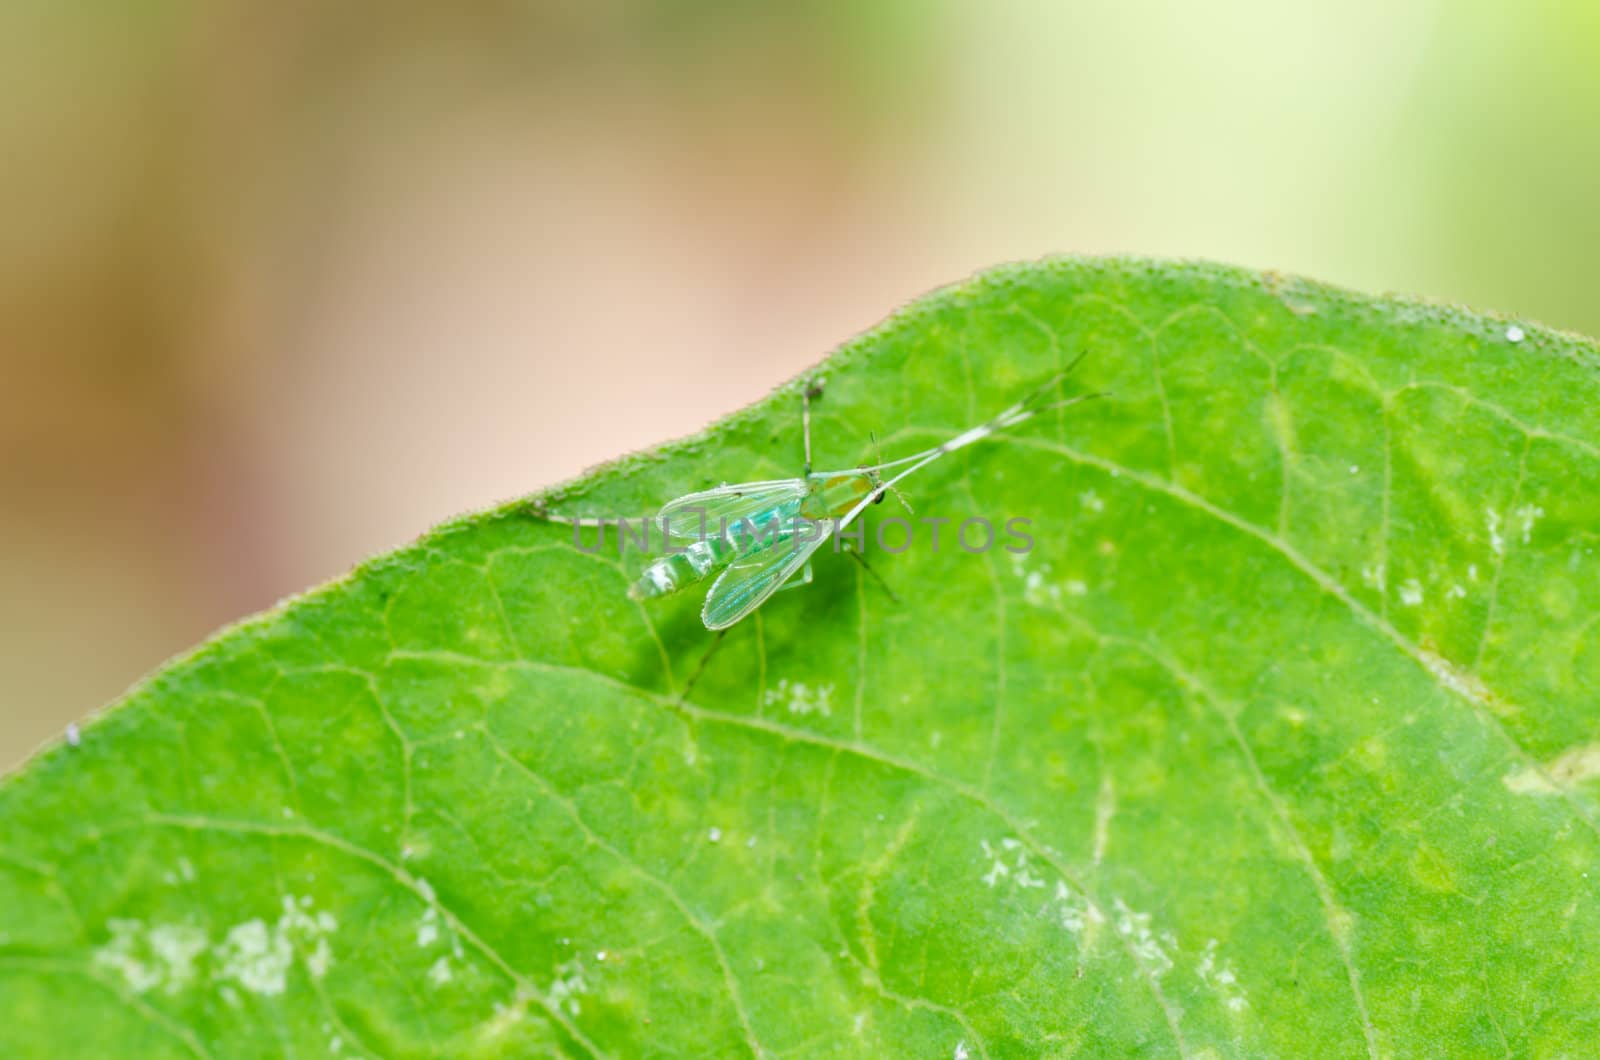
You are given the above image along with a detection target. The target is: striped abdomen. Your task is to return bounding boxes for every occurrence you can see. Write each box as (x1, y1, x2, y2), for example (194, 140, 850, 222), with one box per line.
(628, 536, 740, 601)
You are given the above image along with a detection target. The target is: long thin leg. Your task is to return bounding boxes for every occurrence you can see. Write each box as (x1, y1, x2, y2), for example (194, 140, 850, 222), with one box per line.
(776, 562, 814, 594)
(802, 382, 819, 476)
(678, 629, 729, 701)
(844, 548, 900, 604)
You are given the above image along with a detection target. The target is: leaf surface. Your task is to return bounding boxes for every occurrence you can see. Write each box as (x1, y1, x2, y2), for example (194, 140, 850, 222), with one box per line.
(4, 259, 1599, 1057)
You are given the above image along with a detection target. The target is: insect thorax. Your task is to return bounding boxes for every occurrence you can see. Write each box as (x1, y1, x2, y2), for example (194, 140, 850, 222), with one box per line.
(804, 473, 875, 520)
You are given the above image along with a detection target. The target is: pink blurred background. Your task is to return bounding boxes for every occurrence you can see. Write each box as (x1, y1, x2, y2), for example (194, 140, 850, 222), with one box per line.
(4, 2, 1599, 766)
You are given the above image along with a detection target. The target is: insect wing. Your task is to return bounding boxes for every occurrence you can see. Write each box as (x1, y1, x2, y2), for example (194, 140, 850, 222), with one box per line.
(702, 533, 825, 630)
(656, 481, 806, 541)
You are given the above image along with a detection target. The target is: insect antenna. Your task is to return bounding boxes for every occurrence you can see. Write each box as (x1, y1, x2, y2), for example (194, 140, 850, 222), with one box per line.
(1022, 349, 1092, 406)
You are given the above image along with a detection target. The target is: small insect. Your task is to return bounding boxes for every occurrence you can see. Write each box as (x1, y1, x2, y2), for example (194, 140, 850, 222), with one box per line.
(630, 365, 1098, 630)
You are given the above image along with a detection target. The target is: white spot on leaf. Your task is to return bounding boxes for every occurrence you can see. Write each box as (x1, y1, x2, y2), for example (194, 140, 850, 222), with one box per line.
(1024, 570, 1056, 606)
(1112, 899, 1175, 979)
(92, 919, 207, 995)
(546, 959, 588, 1016)
(214, 920, 290, 996)
(1017, 560, 1085, 607)
(148, 923, 209, 990)
(978, 837, 1043, 888)
(764, 678, 834, 717)
(1505, 744, 1600, 795)
(416, 878, 441, 948)
(982, 839, 1104, 954)
(979, 839, 1009, 888)
(1197, 939, 1249, 1013)
(94, 896, 335, 1000)
(1515, 504, 1544, 545)
(215, 896, 338, 996)
(1052, 881, 1105, 942)
(1361, 563, 1387, 593)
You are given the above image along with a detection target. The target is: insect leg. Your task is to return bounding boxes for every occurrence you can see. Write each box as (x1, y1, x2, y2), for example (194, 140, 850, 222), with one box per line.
(776, 561, 815, 594)
(802, 380, 822, 476)
(677, 629, 729, 702)
(844, 547, 900, 604)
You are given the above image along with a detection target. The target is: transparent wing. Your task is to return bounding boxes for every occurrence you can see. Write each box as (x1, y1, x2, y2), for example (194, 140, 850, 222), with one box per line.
(656, 480, 806, 541)
(702, 534, 826, 630)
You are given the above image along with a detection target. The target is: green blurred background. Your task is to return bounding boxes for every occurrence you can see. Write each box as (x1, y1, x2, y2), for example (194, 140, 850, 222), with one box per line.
(3, 1, 1598, 767)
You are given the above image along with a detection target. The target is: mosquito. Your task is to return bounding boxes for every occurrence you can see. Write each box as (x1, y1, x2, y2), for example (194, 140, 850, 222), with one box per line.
(629, 363, 1099, 630)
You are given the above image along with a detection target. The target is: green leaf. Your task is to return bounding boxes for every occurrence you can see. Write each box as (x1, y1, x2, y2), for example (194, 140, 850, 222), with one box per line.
(4, 259, 1599, 1057)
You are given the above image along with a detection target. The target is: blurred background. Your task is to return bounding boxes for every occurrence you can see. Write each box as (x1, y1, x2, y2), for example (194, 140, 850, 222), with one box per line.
(3, 1, 1598, 766)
